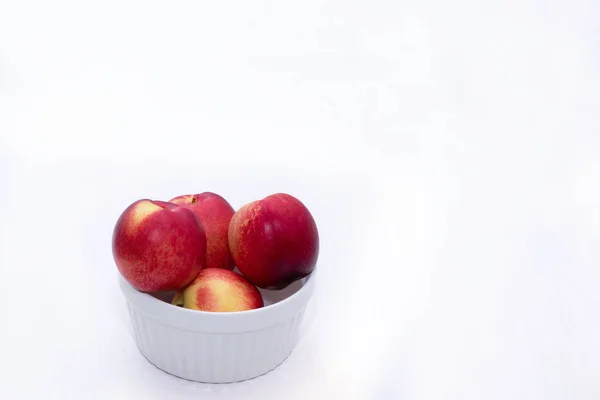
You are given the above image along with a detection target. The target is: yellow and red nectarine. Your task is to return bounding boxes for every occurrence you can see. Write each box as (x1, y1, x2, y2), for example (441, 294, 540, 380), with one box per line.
(172, 268, 264, 312)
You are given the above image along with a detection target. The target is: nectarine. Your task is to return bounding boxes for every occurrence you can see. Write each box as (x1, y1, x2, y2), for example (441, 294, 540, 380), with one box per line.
(170, 192, 235, 270)
(172, 268, 263, 312)
(112, 199, 207, 292)
(228, 193, 319, 289)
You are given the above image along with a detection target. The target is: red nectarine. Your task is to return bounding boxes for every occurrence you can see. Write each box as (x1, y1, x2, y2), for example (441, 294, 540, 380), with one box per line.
(112, 199, 207, 292)
(228, 193, 319, 289)
(170, 192, 235, 270)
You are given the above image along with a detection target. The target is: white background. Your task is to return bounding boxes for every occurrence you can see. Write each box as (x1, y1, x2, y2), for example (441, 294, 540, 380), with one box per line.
(1, 0, 600, 399)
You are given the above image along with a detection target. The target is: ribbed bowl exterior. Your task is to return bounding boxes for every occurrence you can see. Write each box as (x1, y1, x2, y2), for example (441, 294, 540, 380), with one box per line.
(122, 272, 314, 384)
(126, 303, 306, 383)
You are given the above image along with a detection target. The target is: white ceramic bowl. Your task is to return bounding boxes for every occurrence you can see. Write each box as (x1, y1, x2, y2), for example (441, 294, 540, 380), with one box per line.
(119, 272, 315, 383)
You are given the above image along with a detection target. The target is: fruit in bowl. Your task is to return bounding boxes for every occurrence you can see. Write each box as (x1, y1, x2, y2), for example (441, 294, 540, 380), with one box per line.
(229, 193, 319, 290)
(172, 268, 264, 312)
(169, 192, 235, 270)
(112, 199, 207, 292)
(113, 190, 319, 383)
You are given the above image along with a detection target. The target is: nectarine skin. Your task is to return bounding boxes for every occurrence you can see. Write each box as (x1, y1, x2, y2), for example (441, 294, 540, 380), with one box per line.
(172, 268, 264, 312)
(228, 193, 319, 289)
(112, 199, 207, 292)
(170, 192, 235, 270)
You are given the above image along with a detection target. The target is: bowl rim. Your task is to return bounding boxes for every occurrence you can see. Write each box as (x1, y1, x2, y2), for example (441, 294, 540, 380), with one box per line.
(120, 269, 316, 334)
